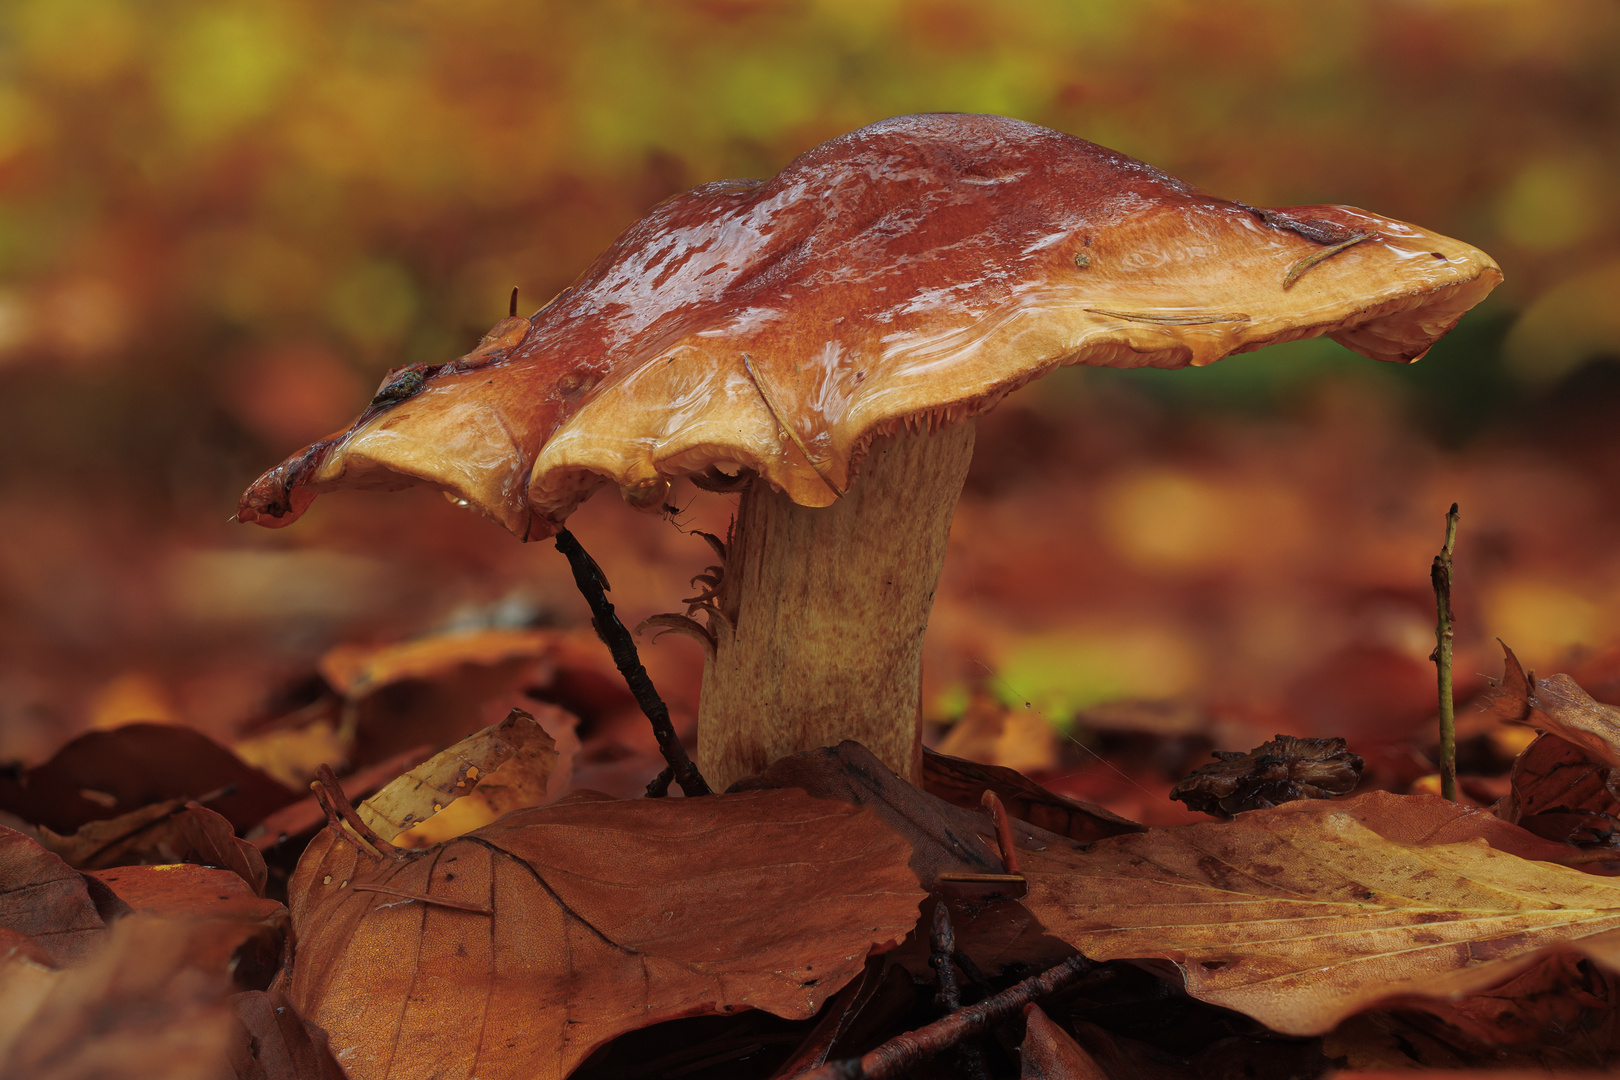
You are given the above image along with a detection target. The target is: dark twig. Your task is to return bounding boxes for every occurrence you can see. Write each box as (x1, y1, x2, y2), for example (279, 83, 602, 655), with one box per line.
(803, 955, 1093, 1080)
(312, 764, 398, 861)
(929, 905, 989, 1080)
(1429, 503, 1460, 801)
(554, 528, 712, 797)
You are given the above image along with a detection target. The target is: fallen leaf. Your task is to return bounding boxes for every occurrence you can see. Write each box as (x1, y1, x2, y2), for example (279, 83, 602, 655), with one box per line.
(39, 800, 268, 894)
(1021, 1003, 1110, 1080)
(0, 723, 297, 833)
(320, 628, 562, 762)
(286, 785, 923, 1079)
(394, 704, 574, 847)
(0, 914, 236, 1080)
(922, 747, 1144, 844)
(745, 745, 1079, 974)
(1497, 733, 1620, 826)
(229, 988, 346, 1080)
(87, 863, 289, 991)
(764, 960, 914, 1080)
(358, 706, 556, 841)
(1530, 674, 1620, 773)
(248, 745, 433, 855)
(1481, 646, 1620, 780)
(1393, 950, 1620, 1062)
(934, 692, 1060, 775)
(0, 825, 106, 966)
(739, 742, 1021, 889)
(233, 719, 351, 789)
(1017, 791, 1620, 1035)
(319, 629, 557, 698)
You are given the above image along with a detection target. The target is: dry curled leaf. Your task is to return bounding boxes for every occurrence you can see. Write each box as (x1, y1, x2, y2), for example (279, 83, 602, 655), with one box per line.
(357, 707, 556, 841)
(0, 825, 107, 966)
(1018, 791, 1620, 1035)
(39, 800, 268, 895)
(1530, 674, 1620, 773)
(0, 723, 297, 834)
(1497, 732, 1620, 827)
(286, 785, 923, 1080)
(1169, 734, 1363, 817)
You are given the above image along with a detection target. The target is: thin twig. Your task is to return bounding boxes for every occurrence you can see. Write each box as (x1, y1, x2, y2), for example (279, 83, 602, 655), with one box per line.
(802, 955, 1093, 1080)
(553, 528, 712, 797)
(1430, 503, 1460, 801)
(929, 905, 989, 1080)
(980, 789, 1020, 874)
(312, 764, 398, 860)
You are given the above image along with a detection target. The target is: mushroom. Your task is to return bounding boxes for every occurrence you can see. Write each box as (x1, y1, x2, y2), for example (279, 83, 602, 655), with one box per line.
(239, 113, 1501, 793)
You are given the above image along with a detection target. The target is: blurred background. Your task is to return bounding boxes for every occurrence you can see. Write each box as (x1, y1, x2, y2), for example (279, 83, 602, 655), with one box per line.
(2, 0, 1618, 815)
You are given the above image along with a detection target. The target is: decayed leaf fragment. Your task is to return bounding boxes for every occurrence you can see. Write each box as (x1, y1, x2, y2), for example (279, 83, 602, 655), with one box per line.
(357, 707, 556, 841)
(1019, 791, 1620, 1035)
(37, 800, 268, 895)
(1170, 734, 1363, 817)
(287, 785, 923, 1080)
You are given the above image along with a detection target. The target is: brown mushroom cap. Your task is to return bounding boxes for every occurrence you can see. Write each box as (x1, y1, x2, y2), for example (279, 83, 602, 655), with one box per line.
(238, 113, 1501, 538)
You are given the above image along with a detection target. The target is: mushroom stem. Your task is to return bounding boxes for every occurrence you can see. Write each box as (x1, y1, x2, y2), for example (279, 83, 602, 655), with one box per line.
(698, 421, 976, 791)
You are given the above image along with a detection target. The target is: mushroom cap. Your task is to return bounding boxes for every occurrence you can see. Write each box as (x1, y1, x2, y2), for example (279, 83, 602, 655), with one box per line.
(239, 113, 1501, 540)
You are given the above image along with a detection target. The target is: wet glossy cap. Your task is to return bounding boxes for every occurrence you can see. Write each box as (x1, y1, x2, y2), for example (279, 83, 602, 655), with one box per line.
(238, 113, 1502, 539)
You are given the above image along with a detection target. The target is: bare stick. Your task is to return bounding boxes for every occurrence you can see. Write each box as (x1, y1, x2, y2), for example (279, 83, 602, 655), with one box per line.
(929, 905, 989, 1080)
(1430, 503, 1460, 802)
(802, 955, 1092, 1080)
(554, 528, 712, 797)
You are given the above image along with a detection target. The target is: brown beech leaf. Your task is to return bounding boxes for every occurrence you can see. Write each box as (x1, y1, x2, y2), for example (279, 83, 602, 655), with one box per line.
(229, 989, 346, 1080)
(287, 786, 923, 1080)
(1497, 732, 1620, 826)
(0, 914, 237, 1080)
(88, 864, 289, 991)
(922, 747, 1144, 844)
(1020, 1004, 1109, 1080)
(249, 745, 433, 854)
(1529, 674, 1620, 772)
(0, 825, 106, 966)
(0, 723, 297, 833)
(358, 706, 556, 841)
(742, 743, 1077, 972)
(40, 800, 268, 894)
(319, 628, 557, 698)
(737, 742, 1022, 889)
(1018, 791, 1620, 1035)
(1478, 640, 1534, 725)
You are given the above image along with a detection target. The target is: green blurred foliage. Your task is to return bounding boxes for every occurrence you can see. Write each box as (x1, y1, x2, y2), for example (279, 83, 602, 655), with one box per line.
(0, 0, 1617, 507)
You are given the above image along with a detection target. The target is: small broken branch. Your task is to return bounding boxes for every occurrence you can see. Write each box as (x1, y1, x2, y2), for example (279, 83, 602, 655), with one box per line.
(980, 789, 1020, 874)
(802, 954, 1092, 1080)
(929, 904, 989, 1080)
(553, 528, 712, 797)
(1430, 503, 1460, 801)
(312, 764, 398, 861)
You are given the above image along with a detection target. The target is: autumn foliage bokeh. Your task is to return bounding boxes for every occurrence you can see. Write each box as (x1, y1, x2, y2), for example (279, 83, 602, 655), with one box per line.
(2, 0, 1619, 796)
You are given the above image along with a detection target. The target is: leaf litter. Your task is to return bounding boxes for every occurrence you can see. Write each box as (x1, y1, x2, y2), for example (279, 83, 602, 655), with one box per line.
(10, 628, 1620, 1075)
